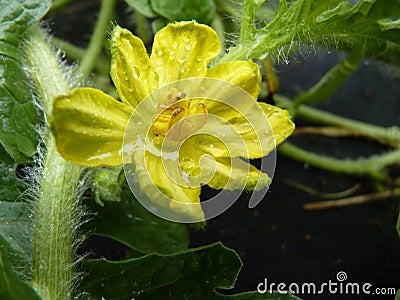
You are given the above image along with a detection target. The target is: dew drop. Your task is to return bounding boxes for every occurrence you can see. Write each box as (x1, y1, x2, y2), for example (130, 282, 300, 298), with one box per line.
(157, 49, 163, 56)
(180, 67, 185, 74)
(178, 56, 186, 63)
(173, 41, 178, 49)
(169, 51, 176, 60)
(196, 56, 202, 62)
(133, 67, 140, 79)
(183, 35, 190, 43)
(185, 44, 191, 51)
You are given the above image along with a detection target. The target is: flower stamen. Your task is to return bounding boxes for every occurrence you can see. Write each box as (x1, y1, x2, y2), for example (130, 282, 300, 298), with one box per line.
(152, 88, 208, 141)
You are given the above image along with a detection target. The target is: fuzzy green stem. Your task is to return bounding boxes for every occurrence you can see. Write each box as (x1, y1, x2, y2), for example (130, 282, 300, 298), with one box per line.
(275, 94, 400, 148)
(215, 0, 241, 18)
(78, 0, 116, 77)
(51, 37, 109, 75)
(134, 10, 151, 46)
(218, 0, 313, 63)
(289, 47, 363, 113)
(50, 0, 73, 11)
(211, 14, 226, 54)
(279, 142, 400, 179)
(240, 0, 257, 44)
(24, 26, 83, 300)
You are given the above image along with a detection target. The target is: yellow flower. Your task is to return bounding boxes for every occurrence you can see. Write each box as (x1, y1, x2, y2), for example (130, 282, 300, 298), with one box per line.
(50, 21, 294, 221)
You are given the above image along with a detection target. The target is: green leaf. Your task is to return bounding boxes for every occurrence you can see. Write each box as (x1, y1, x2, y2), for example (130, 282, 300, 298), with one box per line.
(151, 0, 216, 24)
(125, 0, 157, 18)
(0, 201, 33, 273)
(81, 242, 299, 300)
(229, 0, 400, 66)
(0, 0, 51, 162)
(83, 187, 189, 254)
(0, 147, 27, 202)
(309, 0, 400, 65)
(0, 235, 40, 300)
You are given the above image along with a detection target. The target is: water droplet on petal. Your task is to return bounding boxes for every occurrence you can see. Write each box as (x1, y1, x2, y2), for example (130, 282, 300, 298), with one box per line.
(178, 56, 186, 63)
(196, 56, 202, 62)
(157, 50, 163, 56)
(173, 42, 178, 49)
(180, 67, 186, 74)
(183, 35, 190, 43)
(169, 51, 176, 60)
(185, 44, 191, 51)
(133, 67, 140, 79)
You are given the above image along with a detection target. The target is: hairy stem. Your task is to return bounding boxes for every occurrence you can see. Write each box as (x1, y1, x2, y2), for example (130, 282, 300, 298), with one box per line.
(211, 14, 226, 53)
(239, 0, 257, 45)
(303, 188, 400, 210)
(134, 10, 151, 46)
(289, 47, 363, 113)
(275, 94, 400, 148)
(24, 26, 83, 300)
(279, 142, 400, 179)
(50, 0, 73, 11)
(78, 0, 116, 77)
(51, 37, 109, 75)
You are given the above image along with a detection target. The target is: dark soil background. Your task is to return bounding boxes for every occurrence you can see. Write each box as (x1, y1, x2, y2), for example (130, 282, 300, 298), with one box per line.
(46, 1, 400, 299)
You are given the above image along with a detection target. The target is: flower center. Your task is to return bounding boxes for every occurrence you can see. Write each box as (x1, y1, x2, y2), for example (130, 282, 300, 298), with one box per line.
(151, 88, 208, 141)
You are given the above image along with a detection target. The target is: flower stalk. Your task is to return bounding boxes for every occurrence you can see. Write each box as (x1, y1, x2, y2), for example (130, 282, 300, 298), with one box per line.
(278, 142, 400, 179)
(24, 26, 83, 300)
(78, 0, 116, 77)
(275, 94, 400, 148)
(239, 0, 258, 45)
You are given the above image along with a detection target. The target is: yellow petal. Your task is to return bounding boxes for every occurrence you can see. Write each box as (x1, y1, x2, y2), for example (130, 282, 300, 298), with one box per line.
(184, 100, 294, 159)
(132, 150, 204, 221)
(259, 102, 295, 147)
(50, 88, 133, 167)
(206, 60, 261, 99)
(110, 26, 158, 108)
(150, 21, 221, 86)
(179, 139, 271, 191)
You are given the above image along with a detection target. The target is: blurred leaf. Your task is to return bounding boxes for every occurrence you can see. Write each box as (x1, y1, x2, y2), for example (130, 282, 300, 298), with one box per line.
(245, 0, 400, 66)
(0, 0, 51, 162)
(125, 0, 157, 18)
(151, 0, 216, 24)
(397, 212, 400, 237)
(0, 235, 40, 300)
(0, 147, 27, 201)
(81, 242, 300, 300)
(83, 187, 188, 254)
(0, 201, 33, 273)
(151, 18, 169, 33)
